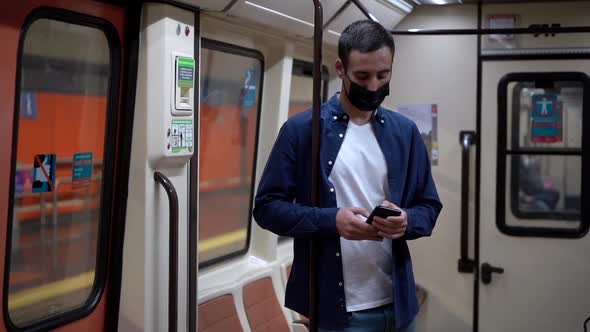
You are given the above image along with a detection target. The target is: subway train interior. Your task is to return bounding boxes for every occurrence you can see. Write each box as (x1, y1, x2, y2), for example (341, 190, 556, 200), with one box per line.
(0, 0, 589, 331)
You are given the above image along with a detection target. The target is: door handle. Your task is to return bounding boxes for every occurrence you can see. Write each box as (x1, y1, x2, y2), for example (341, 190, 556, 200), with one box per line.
(154, 171, 178, 332)
(481, 263, 504, 284)
(458, 131, 476, 273)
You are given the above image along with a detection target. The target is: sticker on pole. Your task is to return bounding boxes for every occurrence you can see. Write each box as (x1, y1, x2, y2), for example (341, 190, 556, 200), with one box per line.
(177, 57, 194, 88)
(171, 118, 193, 153)
(32, 154, 56, 193)
(72, 152, 93, 189)
(531, 93, 562, 143)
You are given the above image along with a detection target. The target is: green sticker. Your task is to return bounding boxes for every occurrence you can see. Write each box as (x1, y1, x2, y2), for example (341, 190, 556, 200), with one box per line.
(170, 118, 193, 153)
(177, 57, 194, 88)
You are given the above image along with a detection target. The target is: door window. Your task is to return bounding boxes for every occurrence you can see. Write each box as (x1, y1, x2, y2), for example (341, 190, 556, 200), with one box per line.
(5, 11, 119, 329)
(497, 73, 589, 237)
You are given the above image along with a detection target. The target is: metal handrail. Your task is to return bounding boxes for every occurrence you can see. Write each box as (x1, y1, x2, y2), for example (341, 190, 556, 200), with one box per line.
(154, 171, 179, 332)
(458, 131, 476, 273)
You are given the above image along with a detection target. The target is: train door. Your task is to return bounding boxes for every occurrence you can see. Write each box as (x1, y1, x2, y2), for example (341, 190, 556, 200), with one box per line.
(0, 1, 128, 331)
(479, 60, 590, 331)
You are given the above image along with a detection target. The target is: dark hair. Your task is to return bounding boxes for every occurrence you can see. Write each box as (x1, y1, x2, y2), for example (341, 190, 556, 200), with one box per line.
(338, 20, 395, 69)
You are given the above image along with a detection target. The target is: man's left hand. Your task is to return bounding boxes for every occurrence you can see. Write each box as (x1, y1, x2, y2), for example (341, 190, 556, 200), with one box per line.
(372, 200, 407, 240)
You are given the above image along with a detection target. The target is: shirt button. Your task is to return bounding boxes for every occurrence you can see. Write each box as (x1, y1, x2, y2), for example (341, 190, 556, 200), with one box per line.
(339, 133, 344, 138)
(336, 252, 340, 257)
(339, 282, 343, 286)
(328, 160, 333, 165)
(330, 188, 335, 193)
(333, 115, 338, 120)
(381, 119, 385, 124)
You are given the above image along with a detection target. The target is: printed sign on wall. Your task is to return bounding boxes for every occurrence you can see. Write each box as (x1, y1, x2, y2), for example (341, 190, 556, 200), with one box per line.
(171, 118, 193, 153)
(32, 154, 56, 193)
(531, 93, 562, 143)
(395, 104, 439, 165)
(177, 57, 194, 88)
(72, 152, 93, 189)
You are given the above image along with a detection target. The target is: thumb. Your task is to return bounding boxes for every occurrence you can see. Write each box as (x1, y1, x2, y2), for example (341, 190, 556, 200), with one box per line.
(349, 207, 369, 217)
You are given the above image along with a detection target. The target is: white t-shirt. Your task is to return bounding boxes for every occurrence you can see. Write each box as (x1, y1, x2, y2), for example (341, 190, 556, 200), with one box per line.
(328, 120, 393, 312)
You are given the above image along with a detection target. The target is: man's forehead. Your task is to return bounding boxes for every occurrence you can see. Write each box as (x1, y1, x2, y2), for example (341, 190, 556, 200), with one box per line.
(346, 47, 393, 71)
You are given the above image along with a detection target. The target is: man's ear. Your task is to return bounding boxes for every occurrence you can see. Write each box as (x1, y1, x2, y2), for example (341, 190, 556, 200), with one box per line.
(335, 58, 345, 79)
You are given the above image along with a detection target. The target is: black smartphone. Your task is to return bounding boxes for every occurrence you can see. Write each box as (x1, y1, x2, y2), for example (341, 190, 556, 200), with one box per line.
(366, 205, 402, 224)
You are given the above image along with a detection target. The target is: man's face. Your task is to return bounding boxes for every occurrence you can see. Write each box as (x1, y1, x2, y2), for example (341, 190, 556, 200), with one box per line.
(336, 47, 393, 92)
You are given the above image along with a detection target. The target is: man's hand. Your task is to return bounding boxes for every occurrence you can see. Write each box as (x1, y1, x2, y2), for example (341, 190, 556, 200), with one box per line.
(372, 200, 408, 240)
(336, 207, 382, 241)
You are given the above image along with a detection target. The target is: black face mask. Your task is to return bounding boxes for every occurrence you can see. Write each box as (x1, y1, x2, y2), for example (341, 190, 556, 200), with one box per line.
(343, 74, 390, 112)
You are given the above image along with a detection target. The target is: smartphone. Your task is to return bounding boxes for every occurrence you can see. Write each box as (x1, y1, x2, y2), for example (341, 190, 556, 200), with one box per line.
(366, 205, 402, 225)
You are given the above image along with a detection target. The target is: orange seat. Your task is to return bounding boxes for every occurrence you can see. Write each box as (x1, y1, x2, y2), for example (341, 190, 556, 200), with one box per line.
(198, 295, 244, 332)
(243, 277, 290, 332)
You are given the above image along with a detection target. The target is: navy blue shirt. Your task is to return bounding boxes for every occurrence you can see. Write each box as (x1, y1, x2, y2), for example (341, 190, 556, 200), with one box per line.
(253, 95, 442, 329)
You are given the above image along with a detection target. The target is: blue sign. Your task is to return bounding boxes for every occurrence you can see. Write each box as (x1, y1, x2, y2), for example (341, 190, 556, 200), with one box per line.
(72, 152, 93, 189)
(531, 93, 562, 143)
(241, 69, 257, 108)
(32, 154, 56, 193)
(21, 91, 37, 119)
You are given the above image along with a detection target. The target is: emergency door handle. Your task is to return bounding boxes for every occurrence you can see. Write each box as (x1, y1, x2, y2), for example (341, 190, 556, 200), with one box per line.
(154, 171, 179, 332)
(481, 263, 504, 285)
(458, 131, 476, 273)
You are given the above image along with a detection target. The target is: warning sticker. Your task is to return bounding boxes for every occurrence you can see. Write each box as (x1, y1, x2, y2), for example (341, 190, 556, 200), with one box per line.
(177, 57, 194, 88)
(171, 118, 193, 153)
(72, 152, 93, 189)
(32, 154, 56, 193)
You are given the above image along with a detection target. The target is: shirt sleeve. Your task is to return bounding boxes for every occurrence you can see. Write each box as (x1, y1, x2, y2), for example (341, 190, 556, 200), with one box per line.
(253, 121, 340, 238)
(403, 123, 443, 240)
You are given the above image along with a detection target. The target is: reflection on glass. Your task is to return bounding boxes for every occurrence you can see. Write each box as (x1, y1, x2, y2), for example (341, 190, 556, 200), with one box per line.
(508, 154, 581, 228)
(509, 82, 583, 150)
(8, 19, 110, 326)
(199, 46, 261, 265)
(288, 75, 313, 118)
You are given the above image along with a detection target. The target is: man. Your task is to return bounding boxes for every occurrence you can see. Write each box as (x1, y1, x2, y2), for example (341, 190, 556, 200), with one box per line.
(253, 20, 442, 331)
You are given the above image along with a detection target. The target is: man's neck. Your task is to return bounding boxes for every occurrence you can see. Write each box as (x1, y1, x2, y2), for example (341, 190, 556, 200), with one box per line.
(339, 92, 374, 126)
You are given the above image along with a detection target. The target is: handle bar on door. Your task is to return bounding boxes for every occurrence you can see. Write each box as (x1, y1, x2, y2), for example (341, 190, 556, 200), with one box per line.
(154, 171, 178, 332)
(458, 131, 476, 273)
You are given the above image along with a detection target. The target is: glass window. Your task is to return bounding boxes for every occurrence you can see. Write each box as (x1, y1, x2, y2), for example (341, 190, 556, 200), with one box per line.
(198, 39, 263, 266)
(498, 73, 588, 237)
(288, 60, 329, 118)
(278, 61, 329, 243)
(7, 18, 114, 327)
(506, 154, 581, 227)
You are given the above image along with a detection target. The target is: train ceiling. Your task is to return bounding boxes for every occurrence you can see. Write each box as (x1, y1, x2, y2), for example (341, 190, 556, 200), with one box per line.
(179, 0, 413, 46)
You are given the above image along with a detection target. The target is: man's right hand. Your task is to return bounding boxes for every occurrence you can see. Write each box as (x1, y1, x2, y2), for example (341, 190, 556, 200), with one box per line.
(335, 207, 382, 241)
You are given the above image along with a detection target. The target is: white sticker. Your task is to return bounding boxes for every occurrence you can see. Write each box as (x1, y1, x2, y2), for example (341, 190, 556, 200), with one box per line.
(171, 119, 193, 153)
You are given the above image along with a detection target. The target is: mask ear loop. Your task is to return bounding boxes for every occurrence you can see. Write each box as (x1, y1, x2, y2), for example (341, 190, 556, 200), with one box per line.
(341, 65, 353, 98)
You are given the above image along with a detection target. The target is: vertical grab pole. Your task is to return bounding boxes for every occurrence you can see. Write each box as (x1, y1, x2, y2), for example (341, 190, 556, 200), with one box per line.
(310, 1, 323, 332)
